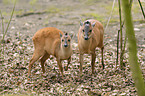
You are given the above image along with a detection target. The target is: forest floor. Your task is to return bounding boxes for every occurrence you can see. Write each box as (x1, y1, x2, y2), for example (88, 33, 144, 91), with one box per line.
(0, 0, 145, 95)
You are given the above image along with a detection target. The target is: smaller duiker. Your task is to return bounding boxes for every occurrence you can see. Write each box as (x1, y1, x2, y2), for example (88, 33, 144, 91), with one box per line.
(78, 19, 104, 74)
(28, 27, 73, 77)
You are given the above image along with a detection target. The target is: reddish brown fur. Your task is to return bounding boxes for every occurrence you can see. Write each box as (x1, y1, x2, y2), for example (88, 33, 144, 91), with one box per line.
(28, 27, 72, 77)
(78, 19, 104, 74)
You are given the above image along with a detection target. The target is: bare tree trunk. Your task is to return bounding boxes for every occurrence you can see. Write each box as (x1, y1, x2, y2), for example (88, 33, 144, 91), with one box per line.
(122, 0, 145, 96)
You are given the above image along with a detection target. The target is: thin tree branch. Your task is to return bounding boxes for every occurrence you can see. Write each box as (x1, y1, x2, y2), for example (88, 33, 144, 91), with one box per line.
(2, 0, 16, 41)
(138, 0, 145, 19)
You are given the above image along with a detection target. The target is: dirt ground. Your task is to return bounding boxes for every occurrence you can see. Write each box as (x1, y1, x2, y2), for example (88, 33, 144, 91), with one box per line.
(0, 0, 145, 95)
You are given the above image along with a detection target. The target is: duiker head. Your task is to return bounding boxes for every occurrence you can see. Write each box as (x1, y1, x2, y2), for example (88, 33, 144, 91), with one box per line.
(80, 20, 95, 40)
(60, 32, 73, 48)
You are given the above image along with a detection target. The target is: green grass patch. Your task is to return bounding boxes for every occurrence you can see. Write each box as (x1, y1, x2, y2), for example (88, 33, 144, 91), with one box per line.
(45, 6, 60, 13)
(29, 0, 37, 6)
(85, 0, 100, 5)
(109, 19, 119, 24)
(104, 2, 119, 16)
(2, 0, 16, 5)
(133, 19, 145, 23)
(81, 12, 119, 26)
(2, 11, 9, 16)
(131, 2, 145, 14)
(81, 13, 105, 22)
(60, 6, 74, 12)
(14, 9, 24, 15)
(4, 19, 10, 23)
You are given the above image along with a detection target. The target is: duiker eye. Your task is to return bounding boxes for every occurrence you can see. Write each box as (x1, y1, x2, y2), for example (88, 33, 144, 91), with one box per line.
(62, 39, 64, 42)
(68, 39, 70, 42)
(89, 30, 92, 32)
(82, 30, 84, 32)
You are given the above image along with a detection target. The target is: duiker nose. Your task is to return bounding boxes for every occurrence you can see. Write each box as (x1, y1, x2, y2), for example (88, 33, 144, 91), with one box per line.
(84, 36, 89, 40)
(64, 44, 68, 47)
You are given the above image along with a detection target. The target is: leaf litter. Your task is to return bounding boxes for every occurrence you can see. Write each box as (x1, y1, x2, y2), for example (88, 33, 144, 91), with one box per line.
(1, 29, 145, 96)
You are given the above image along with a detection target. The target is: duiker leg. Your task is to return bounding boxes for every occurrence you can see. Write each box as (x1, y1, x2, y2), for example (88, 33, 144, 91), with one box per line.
(65, 56, 71, 71)
(91, 51, 96, 74)
(101, 47, 104, 69)
(40, 52, 50, 73)
(79, 54, 84, 75)
(56, 59, 64, 77)
(28, 50, 42, 76)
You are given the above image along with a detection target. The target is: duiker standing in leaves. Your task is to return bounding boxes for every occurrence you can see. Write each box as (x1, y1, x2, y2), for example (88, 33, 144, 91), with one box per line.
(78, 19, 104, 74)
(28, 27, 73, 78)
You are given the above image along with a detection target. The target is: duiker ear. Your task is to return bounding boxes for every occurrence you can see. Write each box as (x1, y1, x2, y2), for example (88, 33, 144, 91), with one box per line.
(92, 22, 96, 27)
(80, 21, 83, 26)
(60, 32, 63, 37)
